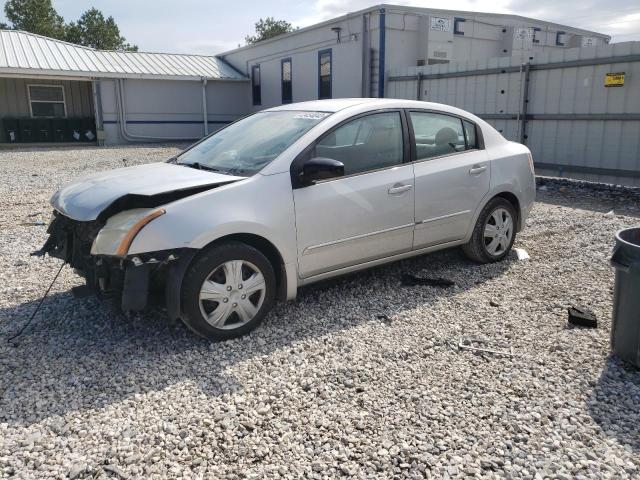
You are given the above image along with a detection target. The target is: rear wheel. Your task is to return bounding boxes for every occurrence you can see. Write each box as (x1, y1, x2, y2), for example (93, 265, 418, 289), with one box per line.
(463, 197, 517, 263)
(181, 242, 276, 340)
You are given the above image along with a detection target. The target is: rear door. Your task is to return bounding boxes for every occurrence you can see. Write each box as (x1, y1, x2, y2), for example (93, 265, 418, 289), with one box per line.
(292, 110, 415, 278)
(409, 111, 490, 248)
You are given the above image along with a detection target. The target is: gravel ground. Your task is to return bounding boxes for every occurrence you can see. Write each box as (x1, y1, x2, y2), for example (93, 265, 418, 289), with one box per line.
(1, 145, 639, 479)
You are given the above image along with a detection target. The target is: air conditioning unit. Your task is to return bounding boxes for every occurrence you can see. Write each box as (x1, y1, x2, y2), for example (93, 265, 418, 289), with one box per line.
(417, 15, 453, 65)
(567, 35, 598, 48)
(500, 26, 534, 58)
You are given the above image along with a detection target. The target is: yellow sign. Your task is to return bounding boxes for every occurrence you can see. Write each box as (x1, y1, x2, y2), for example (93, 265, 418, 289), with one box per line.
(605, 72, 625, 87)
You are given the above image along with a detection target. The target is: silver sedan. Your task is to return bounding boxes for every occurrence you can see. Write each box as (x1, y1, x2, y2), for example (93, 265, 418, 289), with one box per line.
(41, 99, 536, 339)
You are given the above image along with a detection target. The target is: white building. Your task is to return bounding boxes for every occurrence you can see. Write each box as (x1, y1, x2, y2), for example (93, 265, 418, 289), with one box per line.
(0, 30, 248, 145)
(220, 4, 610, 109)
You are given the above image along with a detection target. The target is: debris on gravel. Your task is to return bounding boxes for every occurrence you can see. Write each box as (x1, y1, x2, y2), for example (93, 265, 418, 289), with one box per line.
(1, 145, 639, 478)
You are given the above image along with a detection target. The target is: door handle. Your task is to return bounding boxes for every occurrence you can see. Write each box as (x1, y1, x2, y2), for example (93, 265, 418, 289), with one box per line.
(388, 184, 413, 195)
(469, 164, 488, 175)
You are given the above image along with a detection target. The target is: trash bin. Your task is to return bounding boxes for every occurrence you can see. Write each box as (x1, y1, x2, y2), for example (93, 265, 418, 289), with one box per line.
(4, 118, 19, 143)
(67, 118, 82, 142)
(35, 118, 52, 142)
(610, 227, 640, 367)
(19, 118, 34, 143)
(81, 117, 96, 142)
(52, 118, 66, 142)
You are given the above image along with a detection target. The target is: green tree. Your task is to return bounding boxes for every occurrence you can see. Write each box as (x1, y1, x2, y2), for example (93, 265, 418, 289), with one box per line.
(0, 22, 9, 29)
(245, 17, 294, 44)
(65, 8, 137, 51)
(4, 0, 65, 39)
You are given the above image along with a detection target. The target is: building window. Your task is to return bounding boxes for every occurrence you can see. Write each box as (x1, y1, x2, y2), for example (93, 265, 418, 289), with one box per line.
(532, 27, 541, 44)
(28, 85, 66, 117)
(454, 17, 465, 35)
(251, 65, 261, 106)
(555, 31, 566, 46)
(318, 49, 332, 100)
(281, 58, 292, 104)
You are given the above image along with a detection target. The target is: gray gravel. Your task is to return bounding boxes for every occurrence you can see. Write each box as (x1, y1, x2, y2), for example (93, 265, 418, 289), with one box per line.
(1, 144, 639, 479)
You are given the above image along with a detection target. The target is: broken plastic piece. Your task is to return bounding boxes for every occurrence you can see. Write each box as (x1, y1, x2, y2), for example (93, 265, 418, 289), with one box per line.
(567, 306, 597, 328)
(458, 337, 515, 357)
(514, 248, 530, 260)
(401, 274, 455, 287)
(20, 220, 46, 226)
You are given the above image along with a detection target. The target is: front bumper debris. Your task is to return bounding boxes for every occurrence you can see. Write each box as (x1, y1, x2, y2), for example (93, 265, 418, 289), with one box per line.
(35, 210, 190, 313)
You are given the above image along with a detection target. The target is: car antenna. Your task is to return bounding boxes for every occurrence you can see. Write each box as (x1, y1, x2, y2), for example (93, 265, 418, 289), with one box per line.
(7, 262, 65, 346)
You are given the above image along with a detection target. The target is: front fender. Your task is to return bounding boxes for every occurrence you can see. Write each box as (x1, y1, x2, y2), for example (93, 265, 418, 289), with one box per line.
(127, 172, 300, 303)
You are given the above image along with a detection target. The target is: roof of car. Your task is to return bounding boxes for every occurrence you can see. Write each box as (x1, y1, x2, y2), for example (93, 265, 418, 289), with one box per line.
(265, 98, 474, 115)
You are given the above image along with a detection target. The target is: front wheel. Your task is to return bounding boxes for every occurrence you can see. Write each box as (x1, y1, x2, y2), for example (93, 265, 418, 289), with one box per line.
(463, 197, 517, 263)
(181, 242, 276, 340)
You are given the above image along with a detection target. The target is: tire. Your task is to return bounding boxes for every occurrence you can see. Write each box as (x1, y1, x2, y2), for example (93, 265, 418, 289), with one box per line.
(463, 197, 518, 264)
(180, 241, 276, 340)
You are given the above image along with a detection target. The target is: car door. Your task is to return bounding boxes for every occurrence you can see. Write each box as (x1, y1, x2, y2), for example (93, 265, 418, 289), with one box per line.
(409, 110, 490, 248)
(292, 110, 415, 278)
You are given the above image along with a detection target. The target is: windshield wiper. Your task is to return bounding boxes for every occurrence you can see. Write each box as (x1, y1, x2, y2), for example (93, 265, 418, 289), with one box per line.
(180, 162, 228, 173)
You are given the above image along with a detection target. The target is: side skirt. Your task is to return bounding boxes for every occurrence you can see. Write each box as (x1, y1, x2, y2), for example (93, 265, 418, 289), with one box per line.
(297, 239, 464, 287)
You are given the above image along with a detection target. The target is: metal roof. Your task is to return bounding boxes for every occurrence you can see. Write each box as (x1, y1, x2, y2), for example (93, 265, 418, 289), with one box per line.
(0, 30, 247, 81)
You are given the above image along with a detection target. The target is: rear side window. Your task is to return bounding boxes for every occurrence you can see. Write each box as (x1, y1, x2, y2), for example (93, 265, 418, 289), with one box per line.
(410, 112, 479, 160)
(463, 120, 478, 149)
(315, 112, 403, 176)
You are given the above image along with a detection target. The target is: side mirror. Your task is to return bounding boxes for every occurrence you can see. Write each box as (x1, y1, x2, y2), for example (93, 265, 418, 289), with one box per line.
(300, 157, 344, 185)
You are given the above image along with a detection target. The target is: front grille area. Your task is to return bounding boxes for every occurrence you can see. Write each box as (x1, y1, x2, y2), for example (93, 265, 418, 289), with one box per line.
(43, 211, 103, 272)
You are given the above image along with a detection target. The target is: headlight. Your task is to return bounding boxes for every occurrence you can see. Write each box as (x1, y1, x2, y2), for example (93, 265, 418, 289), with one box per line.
(91, 208, 165, 257)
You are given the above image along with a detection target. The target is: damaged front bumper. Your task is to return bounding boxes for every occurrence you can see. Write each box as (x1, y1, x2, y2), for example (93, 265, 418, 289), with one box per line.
(35, 210, 196, 318)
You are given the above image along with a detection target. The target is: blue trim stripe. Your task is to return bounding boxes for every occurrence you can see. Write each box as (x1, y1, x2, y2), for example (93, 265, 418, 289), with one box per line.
(103, 120, 232, 125)
(378, 8, 386, 98)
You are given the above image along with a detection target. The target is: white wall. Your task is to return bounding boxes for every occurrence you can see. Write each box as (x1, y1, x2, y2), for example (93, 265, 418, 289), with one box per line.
(100, 78, 249, 145)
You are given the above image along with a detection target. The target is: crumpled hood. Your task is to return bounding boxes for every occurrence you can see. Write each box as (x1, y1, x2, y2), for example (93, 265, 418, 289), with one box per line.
(51, 162, 244, 221)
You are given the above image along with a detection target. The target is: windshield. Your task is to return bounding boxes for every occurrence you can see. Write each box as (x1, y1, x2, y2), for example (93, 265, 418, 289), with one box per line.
(176, 111, 330, 175)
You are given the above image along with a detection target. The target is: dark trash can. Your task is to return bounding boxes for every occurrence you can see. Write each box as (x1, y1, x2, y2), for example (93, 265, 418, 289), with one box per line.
(18, 118, 34, 143)
(35, 118, 52, 142)
(3, 118, 19, 143)
(68, 118, 83, 142)
(52, 118, 66, 142)
(81, 117, 96, 142)
(610, 227, 640, 367)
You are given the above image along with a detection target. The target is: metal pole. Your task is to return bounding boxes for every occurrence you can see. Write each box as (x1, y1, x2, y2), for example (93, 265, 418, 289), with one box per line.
(519, 62, 531, 145)
(416, 72, 423, 101)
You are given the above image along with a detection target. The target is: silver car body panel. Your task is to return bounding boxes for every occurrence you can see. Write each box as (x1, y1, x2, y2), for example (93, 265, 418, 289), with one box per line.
(50, 99, 536, 303)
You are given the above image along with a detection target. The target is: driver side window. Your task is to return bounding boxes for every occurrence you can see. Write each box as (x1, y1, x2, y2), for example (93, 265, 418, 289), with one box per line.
(314, 112, 403, 176)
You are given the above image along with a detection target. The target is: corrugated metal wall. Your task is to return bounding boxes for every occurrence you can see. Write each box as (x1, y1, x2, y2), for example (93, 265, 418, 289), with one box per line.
(387, 42, 640, 187)
(0, 78, 94, 118)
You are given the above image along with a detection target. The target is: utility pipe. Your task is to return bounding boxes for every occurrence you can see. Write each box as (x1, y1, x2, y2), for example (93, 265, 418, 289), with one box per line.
(202, 77, 209, 136)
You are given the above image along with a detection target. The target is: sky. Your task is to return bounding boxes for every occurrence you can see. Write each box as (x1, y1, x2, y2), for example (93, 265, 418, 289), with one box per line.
(1, 0, 639, 55)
